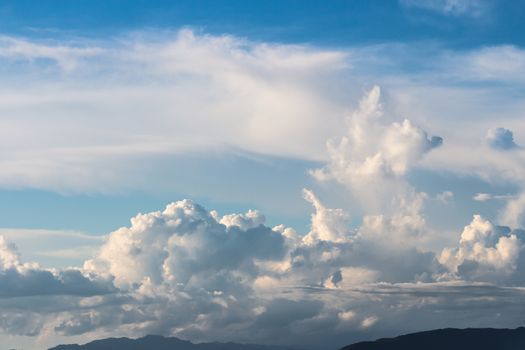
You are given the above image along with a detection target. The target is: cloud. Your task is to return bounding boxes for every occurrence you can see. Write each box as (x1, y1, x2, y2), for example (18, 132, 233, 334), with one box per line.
(0, 31, 523, 209)
(0, 236, 115, 299)
(83, 199, 287, 290)
(487, 127, 519, 150)
(0, 29, 348, 193)
(360, 316, 378, 329)
(0, 35, 101, 70)
(473, 193, 493, 201)
(473, 193, 513, 202)
(0, 228, 106, 267)
(310, 86, 441, 223)
(500, 192, 525, 229)
(400, 0, 488, 17)
(436, 191, 454, 204)
(2, 31, 525, 350)
(0, 193, 524, 348)
(35, 195, 437, 343)
(439, 215, 523, 281)
(459, 46, 525, 82)
(302, 189, 353, 244)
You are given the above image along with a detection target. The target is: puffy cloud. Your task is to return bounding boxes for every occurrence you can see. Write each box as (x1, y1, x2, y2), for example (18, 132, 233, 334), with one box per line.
(302, 189, 353, 244)
(487, 127, 518, 150)
(1, 195, 525, 348)
(0, 237, 115, 338)
(439, 215, 523, 281)
(2, 27, 525, 350)
(311, 86, 441, 216)
(0, 236, 19, 270)
(0, 236, 115, 298)
(48, 193, 441, 344)
(84, 199, 287, 289)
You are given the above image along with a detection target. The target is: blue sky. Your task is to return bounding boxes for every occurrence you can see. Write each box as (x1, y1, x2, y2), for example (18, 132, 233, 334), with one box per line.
(1, 1, 525, 350)
(1, 0, 524, 47)
(1, 0, 523, 240)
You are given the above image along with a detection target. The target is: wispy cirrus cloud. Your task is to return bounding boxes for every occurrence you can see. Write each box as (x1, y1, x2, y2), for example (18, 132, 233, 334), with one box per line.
(400, 0, 489, 17)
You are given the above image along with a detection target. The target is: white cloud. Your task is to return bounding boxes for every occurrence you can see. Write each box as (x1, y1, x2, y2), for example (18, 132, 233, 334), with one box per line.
(0, 194, 524, 348)
(0, 30, 349, 193)
(84, 199, 288, 290)
(500, 192, 525, 229)
(400, 0, 487, 17)
(473, 193, 493, 202)
(0, 35, 101, 70)
(360, 316, 378, 329)
(439, 215, 523, 281)
(311, 86, 441, 224)
(473, 193, 513, 202)
(302, 189, 353, 244)
(0, 32, 523, 208)
(2, 30, 525, 350)
(461, 46, 525, 82)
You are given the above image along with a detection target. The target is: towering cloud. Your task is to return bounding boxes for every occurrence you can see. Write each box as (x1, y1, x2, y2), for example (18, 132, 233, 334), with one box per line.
(311, 86, 442, 217)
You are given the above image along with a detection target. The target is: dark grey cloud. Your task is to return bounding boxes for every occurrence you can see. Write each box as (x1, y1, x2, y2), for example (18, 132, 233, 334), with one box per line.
(0, 268, 116, 298)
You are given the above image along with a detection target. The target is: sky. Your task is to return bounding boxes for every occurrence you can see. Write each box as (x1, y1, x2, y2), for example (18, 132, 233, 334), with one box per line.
(1, 0, 525, 349)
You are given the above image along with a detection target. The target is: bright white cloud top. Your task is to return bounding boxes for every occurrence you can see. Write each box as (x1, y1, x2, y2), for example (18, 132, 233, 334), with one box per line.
(1, 26, 525, 350)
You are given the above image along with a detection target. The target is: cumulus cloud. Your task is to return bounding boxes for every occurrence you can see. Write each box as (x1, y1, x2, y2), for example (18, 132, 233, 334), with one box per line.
(0, 236, 115, 298)
(487, 127, 518, 150)
(84, 199, 288, 290)
(311, 86, 441, 225)
(302, 189, 353, 244)
(0, 192, 525, 348)
(0, 237, 115, 337)
(2, 31, 525, 349)
(439, 215, 523, 281)
(27, 193, 436, 343)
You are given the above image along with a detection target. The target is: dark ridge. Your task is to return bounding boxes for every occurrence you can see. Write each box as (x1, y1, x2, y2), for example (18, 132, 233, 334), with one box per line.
(48, 334, 302, 350)
(341, 327, 525, 350)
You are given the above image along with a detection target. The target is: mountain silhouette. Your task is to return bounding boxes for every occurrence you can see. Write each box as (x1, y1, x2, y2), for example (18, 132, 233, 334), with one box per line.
(48, 335, 302, 350)
(48, 328, 525, 350)
(341, 327, 525, 350)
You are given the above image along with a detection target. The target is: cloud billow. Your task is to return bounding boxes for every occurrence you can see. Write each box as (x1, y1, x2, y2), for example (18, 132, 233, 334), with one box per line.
(487, 127, 518, 150)
(0, 86, 525, 349)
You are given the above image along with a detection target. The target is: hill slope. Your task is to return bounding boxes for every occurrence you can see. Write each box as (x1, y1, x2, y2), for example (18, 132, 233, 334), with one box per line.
(341, 328, 525, 350)
(49, 335, 301, 350)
